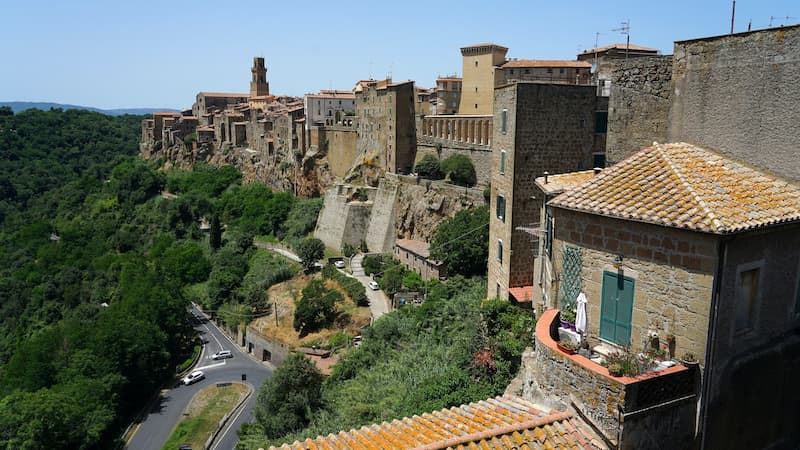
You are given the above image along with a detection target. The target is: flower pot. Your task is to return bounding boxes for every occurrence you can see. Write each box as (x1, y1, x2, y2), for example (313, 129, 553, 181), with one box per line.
(609, 369, 623, 377)
(557, 343, 576, 355)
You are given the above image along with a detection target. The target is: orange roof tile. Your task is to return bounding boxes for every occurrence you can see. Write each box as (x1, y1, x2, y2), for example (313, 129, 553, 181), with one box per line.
(502, 60, 591, 69)
(270, 396, 602, 450)
(197, 92, 249, 98)
(508, 286, 534, 302)
(535, 170, 600, 196)
(549, 142, 800, 234)
(578, 43, 659, 56)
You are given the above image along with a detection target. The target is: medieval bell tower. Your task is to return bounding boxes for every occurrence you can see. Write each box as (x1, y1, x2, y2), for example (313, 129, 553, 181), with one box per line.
(250, 57, 269, 97)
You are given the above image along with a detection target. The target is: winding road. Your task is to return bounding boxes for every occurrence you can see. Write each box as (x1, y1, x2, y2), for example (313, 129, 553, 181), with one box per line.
(126, 305, 272, 450)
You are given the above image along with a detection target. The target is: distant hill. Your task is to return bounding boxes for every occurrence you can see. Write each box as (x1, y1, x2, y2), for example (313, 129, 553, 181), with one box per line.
(0, 101, 179, 116)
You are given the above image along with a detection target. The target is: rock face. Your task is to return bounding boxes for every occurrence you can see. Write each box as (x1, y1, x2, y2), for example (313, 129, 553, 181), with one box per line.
(144, 140, 332, 196)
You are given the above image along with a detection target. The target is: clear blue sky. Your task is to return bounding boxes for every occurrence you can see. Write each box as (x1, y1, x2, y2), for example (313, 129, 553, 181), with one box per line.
(2, 0, 797, 110)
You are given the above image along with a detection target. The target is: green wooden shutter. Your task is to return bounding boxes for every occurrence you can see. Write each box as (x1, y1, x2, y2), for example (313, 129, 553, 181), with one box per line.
(600, 271, 635, 346)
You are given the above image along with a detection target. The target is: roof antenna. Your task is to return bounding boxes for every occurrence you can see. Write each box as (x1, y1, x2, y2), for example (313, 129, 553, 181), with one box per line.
(730, 0, 736, 34)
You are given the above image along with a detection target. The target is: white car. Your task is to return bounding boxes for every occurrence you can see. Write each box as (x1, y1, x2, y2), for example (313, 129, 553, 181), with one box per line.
(182, 370, 205, 385)
(211, 350, 233, 360)
(334, 260, 345, 269)
(368, 281, 379, 290)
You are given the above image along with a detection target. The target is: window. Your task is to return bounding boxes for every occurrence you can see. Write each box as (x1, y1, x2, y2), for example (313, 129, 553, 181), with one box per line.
(496, 195, 505, 222)
(500, 150, 506, 174)
(544, 209, 554, 258)
(501, 109, 507, 134)
(475, 104, 478, 109)
(475, 61, 479, 67)
(559, 68, 565, 74)
(547, 68, 553, 74)
(497, 240, 503, 263)
(735, 265, 761, 333)
(524, 69, 530, 74)
(795, 267, 800, 314)
(595, 111, 608, 133)
(475, 87, 478, 92)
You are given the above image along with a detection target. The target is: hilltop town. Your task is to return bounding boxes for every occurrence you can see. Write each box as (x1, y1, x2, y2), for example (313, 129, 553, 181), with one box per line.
(135, 24, 800, 450)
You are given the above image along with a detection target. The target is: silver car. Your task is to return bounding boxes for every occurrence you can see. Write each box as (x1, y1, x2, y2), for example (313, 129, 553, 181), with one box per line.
(182, 370, 205, 385)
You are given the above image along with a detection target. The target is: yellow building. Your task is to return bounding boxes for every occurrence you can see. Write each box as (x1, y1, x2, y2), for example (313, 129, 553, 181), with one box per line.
(458, 43, 508, 114)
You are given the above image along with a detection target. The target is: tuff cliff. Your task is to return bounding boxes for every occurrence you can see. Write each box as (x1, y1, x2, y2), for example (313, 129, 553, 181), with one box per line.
(143, 140, 332, 197)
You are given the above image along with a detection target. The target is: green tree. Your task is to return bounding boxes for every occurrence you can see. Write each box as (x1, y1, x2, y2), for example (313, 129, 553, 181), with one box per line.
(254, 353, 324, 438)
(209, 213, 222, 250)
(430, 206, 489, 277)
(414, 154, 442, 179)
(293, 279, 341, 336)
(378, 263, 404, 296)
(161, 240, 211, 283)
(295, 237, 325, 271)
(440, 154, 477, 187)
(283, 197, 323, 240)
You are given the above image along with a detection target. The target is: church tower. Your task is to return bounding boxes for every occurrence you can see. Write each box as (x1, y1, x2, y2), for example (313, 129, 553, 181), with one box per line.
(250, 57, 269, 97)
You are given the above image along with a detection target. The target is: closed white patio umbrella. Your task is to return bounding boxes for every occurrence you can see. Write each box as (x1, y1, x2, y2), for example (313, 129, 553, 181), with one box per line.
(575, 292, 588, 335)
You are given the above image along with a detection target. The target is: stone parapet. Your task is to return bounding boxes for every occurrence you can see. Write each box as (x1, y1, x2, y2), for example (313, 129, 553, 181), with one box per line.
(527, 309, 697, 449)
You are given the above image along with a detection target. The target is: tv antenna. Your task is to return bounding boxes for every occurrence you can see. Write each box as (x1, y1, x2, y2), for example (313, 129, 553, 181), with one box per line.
(769, 15, 796, 27)
(612, 20, 630, 59)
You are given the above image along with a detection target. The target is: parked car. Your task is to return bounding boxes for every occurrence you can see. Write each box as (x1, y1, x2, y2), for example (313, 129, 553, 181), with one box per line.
(182, 370, 205, 385)
(334, 260, 345, 269)
(211, 350, 233, 360)
(368, 281, 379, 290)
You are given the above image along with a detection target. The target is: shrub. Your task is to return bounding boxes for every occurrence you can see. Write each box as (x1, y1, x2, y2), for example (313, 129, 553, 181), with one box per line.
(603, 351, 655, 377)
(414, 154, 442, 179)
(440, 154, 476, 187)
(322, 264, 368, 306)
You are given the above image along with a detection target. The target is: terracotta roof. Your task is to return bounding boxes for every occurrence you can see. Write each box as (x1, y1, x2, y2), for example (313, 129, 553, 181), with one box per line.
(536, 170, 600, 196)
(502, 60, 591, 69)
(508, 286, 534, 302)
(578, 43, 659, 56)
(395, 238, 431, 258)
(153, 111, 178, 116)
(270, 395, 603, 450)
(549, 142, 800, 234)
(197, 126, 214, 132)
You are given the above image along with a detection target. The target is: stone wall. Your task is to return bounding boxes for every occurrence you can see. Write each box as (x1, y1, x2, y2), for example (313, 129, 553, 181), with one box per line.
(606, 56, 672, 164)
(317, 126, 358, 178)
(667, 25, 800, 182)
(551, 208, 717, 363)
(525, 310, 697, 448)
(364, 176, 399, 253)
(415, 141, 493, 187)
(244, 325, 290, 366)
(488, 82, 598, 300)
(313, 184, 375, 250)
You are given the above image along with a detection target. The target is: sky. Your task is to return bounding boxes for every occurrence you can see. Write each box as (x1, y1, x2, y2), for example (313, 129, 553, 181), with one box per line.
(1, 0, 798, 110)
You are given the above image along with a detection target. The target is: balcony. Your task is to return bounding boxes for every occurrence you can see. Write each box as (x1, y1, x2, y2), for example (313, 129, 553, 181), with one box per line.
(529, 309, 698, 449)
(419, 115, 492, 148)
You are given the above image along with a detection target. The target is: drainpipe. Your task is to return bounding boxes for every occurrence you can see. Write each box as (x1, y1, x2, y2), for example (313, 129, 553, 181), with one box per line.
(699, 237, 729, 449)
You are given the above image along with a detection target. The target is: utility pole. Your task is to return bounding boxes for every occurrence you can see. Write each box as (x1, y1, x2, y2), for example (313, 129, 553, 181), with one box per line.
(613, 20, 631, 60)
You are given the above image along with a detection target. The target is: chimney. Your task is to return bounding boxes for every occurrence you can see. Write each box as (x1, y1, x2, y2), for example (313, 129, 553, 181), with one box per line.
(593, 167, 602, 174)
(543, 171, 549, 184)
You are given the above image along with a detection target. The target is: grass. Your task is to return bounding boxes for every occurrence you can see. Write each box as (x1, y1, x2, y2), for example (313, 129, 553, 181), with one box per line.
(177, 343, 201, 373)
(161, 383, 248, 450)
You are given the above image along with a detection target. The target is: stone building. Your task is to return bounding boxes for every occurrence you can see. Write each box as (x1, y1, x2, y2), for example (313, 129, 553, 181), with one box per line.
(576, 43, 659, 97)
(435, 76, 461, 114)
(392, 238, 445, 282)
(303, 90, 355, 128)
(487, 82, 600, 302)
(606, 25, 800, 182)
(249, 56, 269, 98)
(538, 142, 800, 449)
(354, 79, 417, 175)
(458, 43, 509, 115)
(502, 59, 591, 85)
(192, 92, 249, 122)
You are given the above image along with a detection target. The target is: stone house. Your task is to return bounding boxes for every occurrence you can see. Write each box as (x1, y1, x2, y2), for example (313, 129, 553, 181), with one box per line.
(576, 43, 660, 97)
(539, 142, 800, 449)
(434, 76, 461, 114)
(392, 238, 445, 282)
(487, 82, 601, 302)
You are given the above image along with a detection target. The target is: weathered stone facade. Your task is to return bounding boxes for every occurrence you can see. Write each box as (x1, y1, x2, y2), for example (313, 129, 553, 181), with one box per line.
(606, 55, 673, 164)
(487, 82, 599, 300)
(313, 184, 376, 251)
(550, 208, 716, 362)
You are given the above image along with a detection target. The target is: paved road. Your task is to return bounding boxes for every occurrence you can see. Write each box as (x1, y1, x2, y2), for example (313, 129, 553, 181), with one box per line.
(350, 254, 390, 320)
(126, 306, 272, 450)
(253, 241, 301, 263)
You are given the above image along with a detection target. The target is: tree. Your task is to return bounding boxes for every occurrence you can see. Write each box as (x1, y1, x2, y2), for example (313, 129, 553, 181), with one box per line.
(293, 279, 341, 336)
(209, 213, 222, 251)
(430, 206, 489, 277)
(414, 154, 442, 179)
(378, 264, 404, 296)
(161, 240, 211, 283)
(295, 237, 325, 271)
(440, 154, 477, 187)
(254, 353, 324, 438)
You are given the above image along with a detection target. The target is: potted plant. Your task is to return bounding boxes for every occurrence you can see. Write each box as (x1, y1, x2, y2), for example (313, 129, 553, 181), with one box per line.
(608, 363, 623, 377)
(666, 333, 676, 359)
(557, 340, 579, 355)
(680, 352, 699, 367)
(559, 306, 577, 331)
